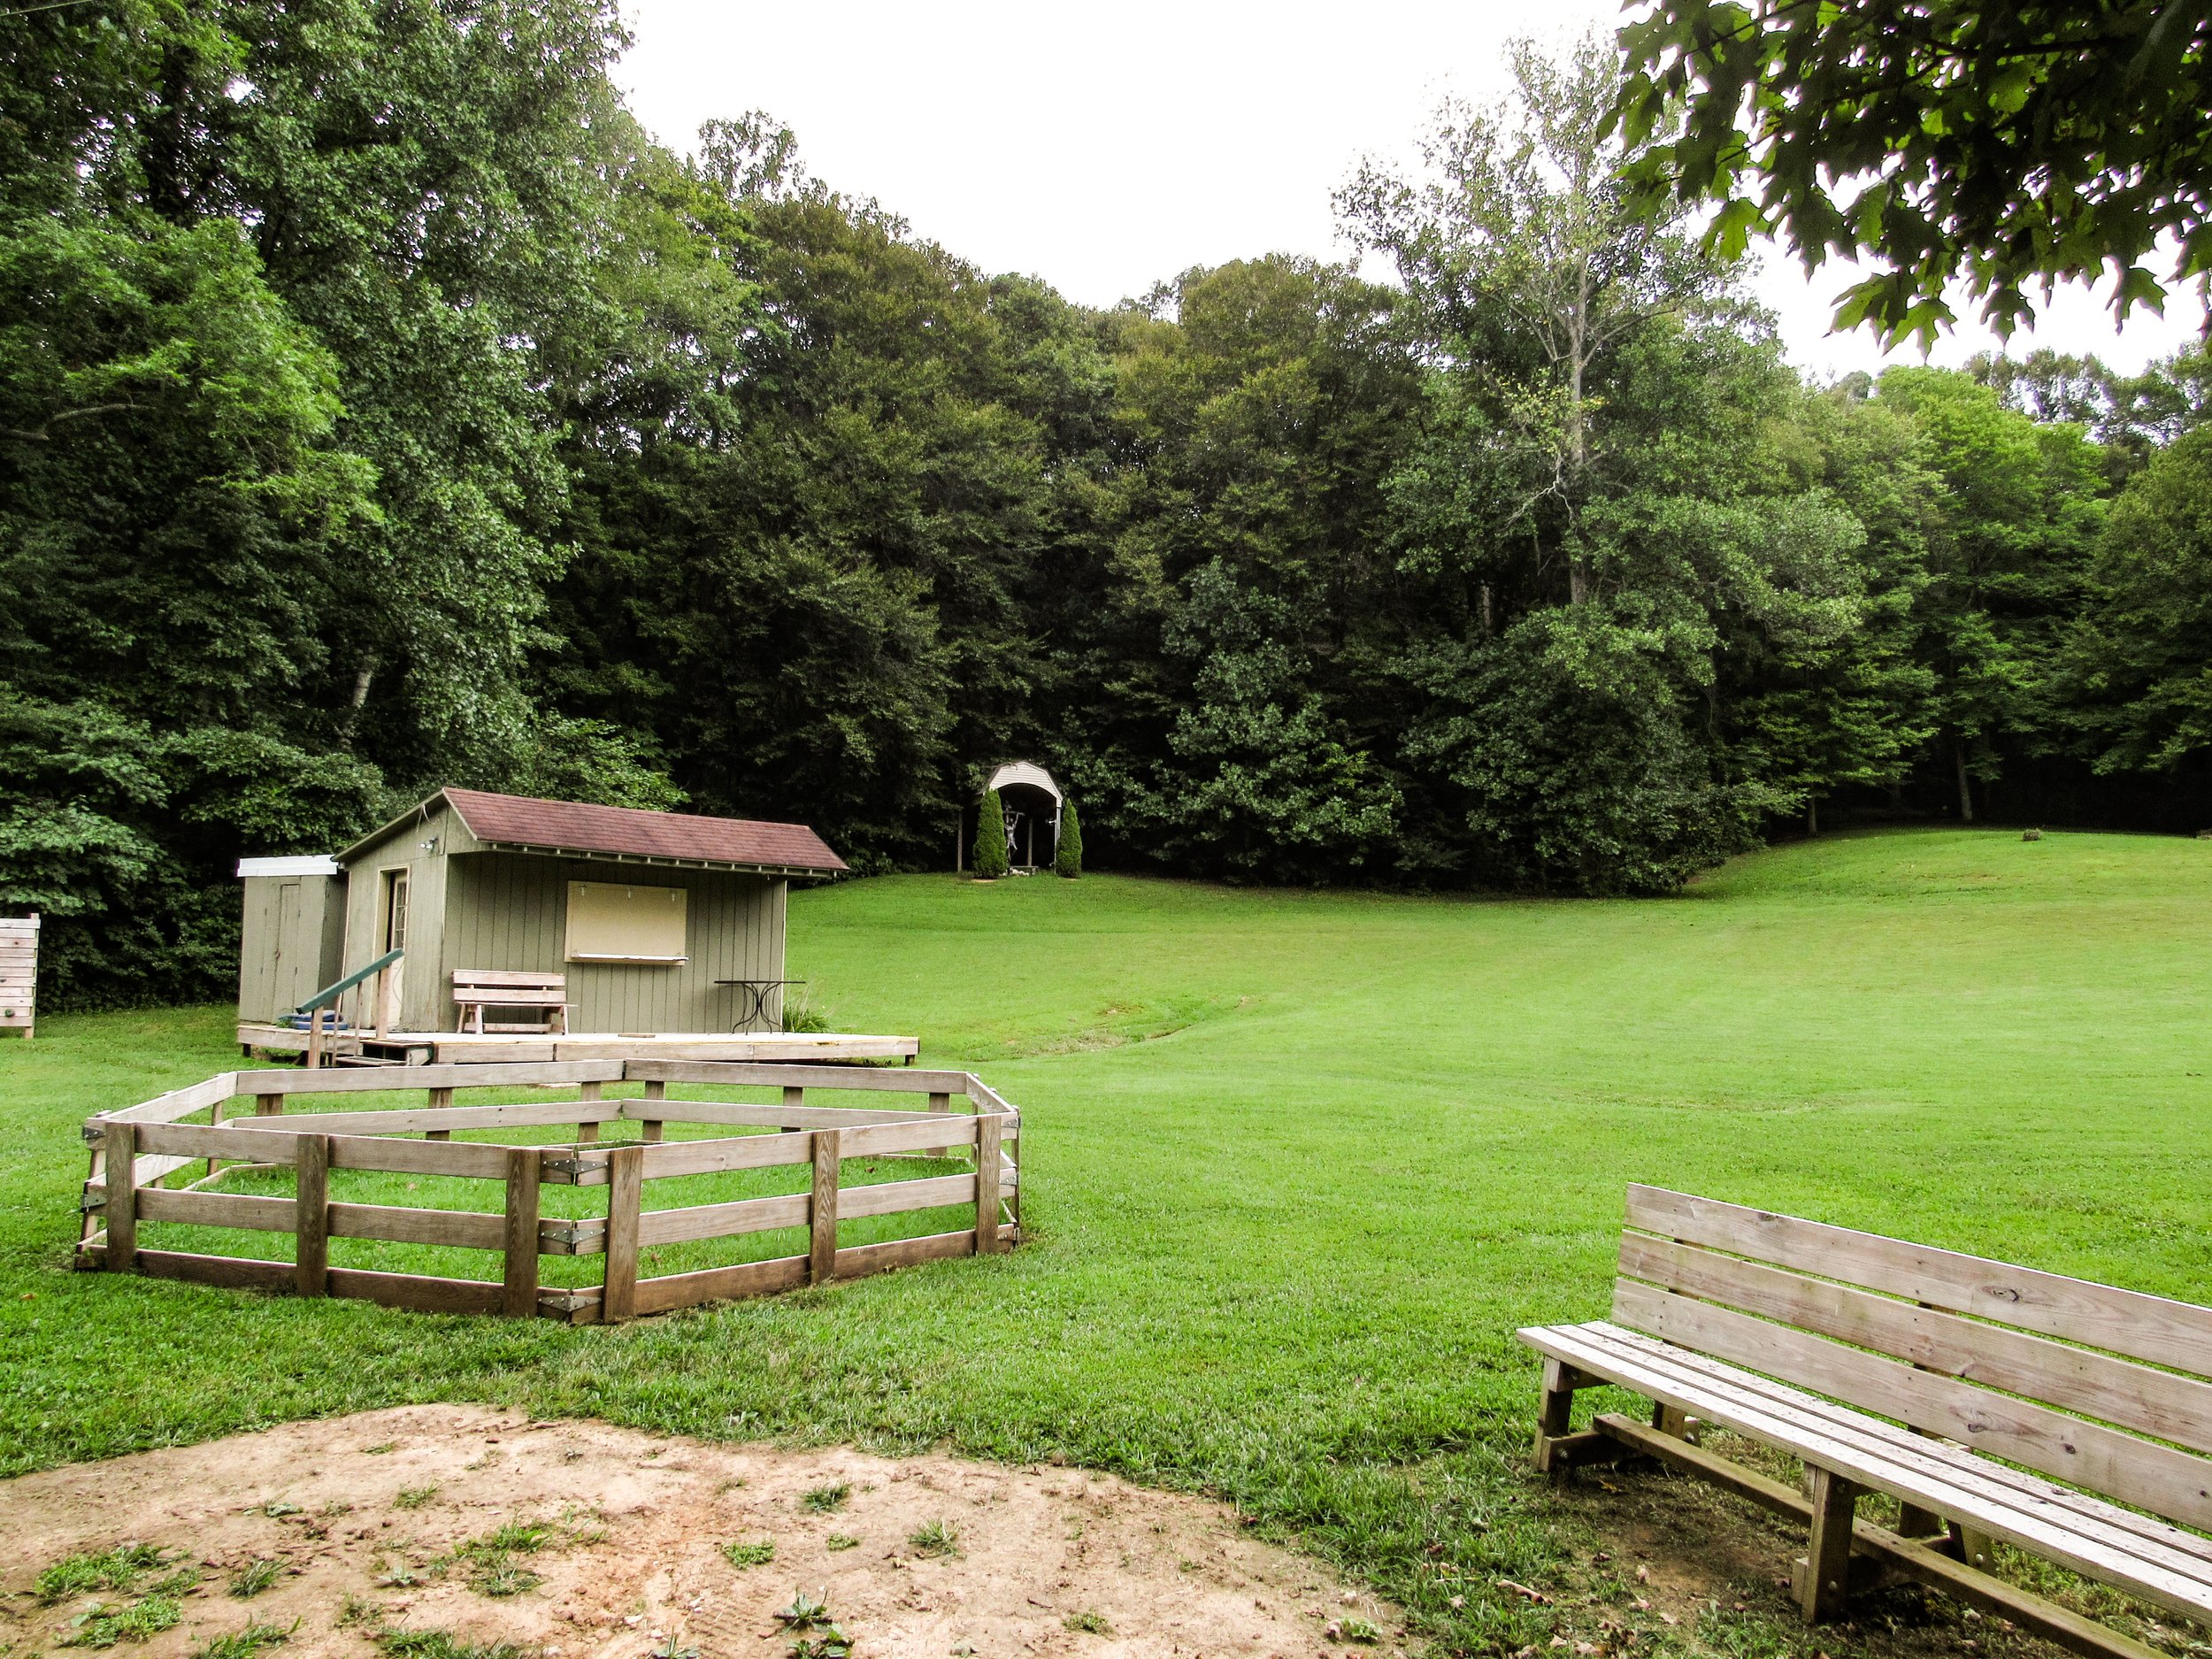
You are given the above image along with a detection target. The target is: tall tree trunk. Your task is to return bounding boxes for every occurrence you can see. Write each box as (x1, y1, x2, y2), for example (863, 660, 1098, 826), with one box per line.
(1565, 260, 1592, 605)
(1955, 741, 1975, 823)
(338, 657, 378, 748)
(1806, 796, 1819, 835)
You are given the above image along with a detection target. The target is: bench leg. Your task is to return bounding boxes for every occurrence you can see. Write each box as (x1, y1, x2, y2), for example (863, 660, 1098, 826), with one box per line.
(1533, 1358, 1581, 1477)
(1896, 1502, 1945, 1540)
(1653, 1401, 1701, 1443)
(1951, 1522, 1997, 1571)
(1795, 1466, 1861, 1622)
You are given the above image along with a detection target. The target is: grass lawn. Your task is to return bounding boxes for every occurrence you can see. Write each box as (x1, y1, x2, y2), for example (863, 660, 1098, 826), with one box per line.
(4, 826, 2208, 1656)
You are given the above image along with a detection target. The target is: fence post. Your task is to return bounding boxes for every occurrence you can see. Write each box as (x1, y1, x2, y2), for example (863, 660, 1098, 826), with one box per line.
(503, 1147, 541, 1318)
(810, 1129, 841, 1284)
(640, 1079, 665, 1142)
(106, 1122, 137, 1271)
(426, 1086, 453, 1141)
(296, 1133, 329, 1296)
(578, 1079, 602, 1143)
(603, 1143, 643, 1322)
(974, 1113, 1002, 1255)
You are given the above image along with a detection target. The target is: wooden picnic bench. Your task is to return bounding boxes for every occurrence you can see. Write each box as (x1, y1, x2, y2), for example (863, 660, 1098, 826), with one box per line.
(1519, 1186, 2212, 1659)
(450, 969, 572, 1034)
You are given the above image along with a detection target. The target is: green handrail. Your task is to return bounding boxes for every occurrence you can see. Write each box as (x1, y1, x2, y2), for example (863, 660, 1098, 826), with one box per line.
(296, 947, 403, 1015)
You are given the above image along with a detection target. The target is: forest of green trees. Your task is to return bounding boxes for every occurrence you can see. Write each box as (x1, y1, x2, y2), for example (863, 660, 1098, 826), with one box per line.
(9, 3, 2212, 1007)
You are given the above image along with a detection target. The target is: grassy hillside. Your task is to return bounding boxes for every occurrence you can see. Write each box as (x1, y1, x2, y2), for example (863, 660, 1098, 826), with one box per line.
(4, 826, 2207, 1655)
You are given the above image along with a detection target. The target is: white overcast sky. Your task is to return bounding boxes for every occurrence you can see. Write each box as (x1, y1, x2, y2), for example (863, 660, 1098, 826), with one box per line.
(615, 0, 2208, 380)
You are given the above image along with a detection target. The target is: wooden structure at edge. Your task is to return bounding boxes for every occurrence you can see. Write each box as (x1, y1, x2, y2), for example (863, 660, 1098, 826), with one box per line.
(80, 1058, 1018, 1323)
(0, 913, 35, 1038)
(1521, 1186, 2212, 1659)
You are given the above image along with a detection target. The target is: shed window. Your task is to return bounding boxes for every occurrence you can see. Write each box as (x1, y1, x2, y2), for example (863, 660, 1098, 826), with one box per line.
(565, 881, 687, 964)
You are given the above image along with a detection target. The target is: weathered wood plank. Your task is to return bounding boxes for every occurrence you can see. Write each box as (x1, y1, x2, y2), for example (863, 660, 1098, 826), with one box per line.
(134, 1187, 292, 1232)
(841, 1172, 978, 1219)
(1801, 1466, 1861, 1621)
(620, 1060, 967, 1094)
(554, 1036, 918, 1064)
(326, 1266, 503, 1315)
(833, 1228, 981, 1280)
(129, 1120, 511, 1179)
(218, 1101, 624, 1136)
(106, 1122, 137, 1271)
(101, 1073, 242, 1125)
(603, 1144, 643, 1322)
(1621, 1233, 2212, 1456)
(1591, 1319, 2212, 1571)
(329, 1202, 502, 1249)
(810, 1130, 841, 1285)
(128, 1186, 507, 1249)
(1613, 1279, 2212, 1534)
(295, 1134, 330, 1296)
(975, 1112, 1002, 1256)
(1610, 1318, 2212, 1575)
(231, 1060, 625, 1094)
(326, 1136, 513, 1180)
(1522, 1321, 2212, 1612)
(614, 1098, 938, 1129)
(842, 1117, 981, 1158)
(503, 1148, 540, 1317)
(1626, 1186, 2212, 1379)
(636, 1193, 810, 1247)
(630, 1252, 810, 1316)
(130, 1122, 289, 1162)
(636, 1133, 813, 1181)
(92, 1245, 289, 1291)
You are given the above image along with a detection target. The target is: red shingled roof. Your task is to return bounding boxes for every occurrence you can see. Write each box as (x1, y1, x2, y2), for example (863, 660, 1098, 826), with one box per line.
(439, 787, 847, 874)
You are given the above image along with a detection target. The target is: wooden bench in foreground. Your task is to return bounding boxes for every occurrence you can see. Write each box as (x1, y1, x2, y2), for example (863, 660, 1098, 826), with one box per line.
(451, 969, 572, 1034)
(1518, 1186, 2212, 1659)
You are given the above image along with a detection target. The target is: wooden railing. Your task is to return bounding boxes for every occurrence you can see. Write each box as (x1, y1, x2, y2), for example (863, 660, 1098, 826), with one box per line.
(289, 946, 403, 1067)
(79, 1060, 1020, 1323)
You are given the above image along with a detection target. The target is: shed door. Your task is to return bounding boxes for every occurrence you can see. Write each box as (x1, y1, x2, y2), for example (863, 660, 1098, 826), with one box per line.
(379, 869, 410, 1033)
(274, 881, 300, 1012)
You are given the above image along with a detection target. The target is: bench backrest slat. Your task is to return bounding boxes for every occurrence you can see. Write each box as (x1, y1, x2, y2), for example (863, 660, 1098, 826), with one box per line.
(1627, 1185, 2212, 1379)
(453, 969, 566, 990)
(1621, 1232, 2212, 1457)
(1614, 1278, 2212, 1533)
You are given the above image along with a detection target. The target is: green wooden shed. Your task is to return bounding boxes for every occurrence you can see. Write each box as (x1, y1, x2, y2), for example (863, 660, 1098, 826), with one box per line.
(325, 788, 849, 1036)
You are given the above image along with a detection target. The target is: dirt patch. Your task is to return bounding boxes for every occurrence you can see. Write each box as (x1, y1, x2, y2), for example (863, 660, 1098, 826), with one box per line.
(0, 1405, 1412, 1659)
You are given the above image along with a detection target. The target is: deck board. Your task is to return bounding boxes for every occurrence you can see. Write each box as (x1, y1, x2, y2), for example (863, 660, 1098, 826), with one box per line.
(236, 1025, 918, 1065)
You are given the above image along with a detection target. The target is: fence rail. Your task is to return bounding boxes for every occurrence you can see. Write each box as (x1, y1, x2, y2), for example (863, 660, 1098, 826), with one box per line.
(79, 1059, 1022, 1323)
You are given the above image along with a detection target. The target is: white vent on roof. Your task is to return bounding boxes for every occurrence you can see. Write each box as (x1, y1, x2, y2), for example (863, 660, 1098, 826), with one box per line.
(236, 856, 341, 878)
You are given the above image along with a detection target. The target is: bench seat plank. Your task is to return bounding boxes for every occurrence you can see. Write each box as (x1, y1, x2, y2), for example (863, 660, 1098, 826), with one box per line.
(1522, 1320, 2212, 1620)
(1572, 1321, 2212, 1572)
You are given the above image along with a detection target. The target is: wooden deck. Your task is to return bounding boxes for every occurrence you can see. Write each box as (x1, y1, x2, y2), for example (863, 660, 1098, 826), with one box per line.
(236, 1025, 918, 1066)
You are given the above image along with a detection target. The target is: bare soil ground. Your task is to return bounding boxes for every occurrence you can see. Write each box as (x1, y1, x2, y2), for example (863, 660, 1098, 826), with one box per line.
(0, 1406, 1416, 1659)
